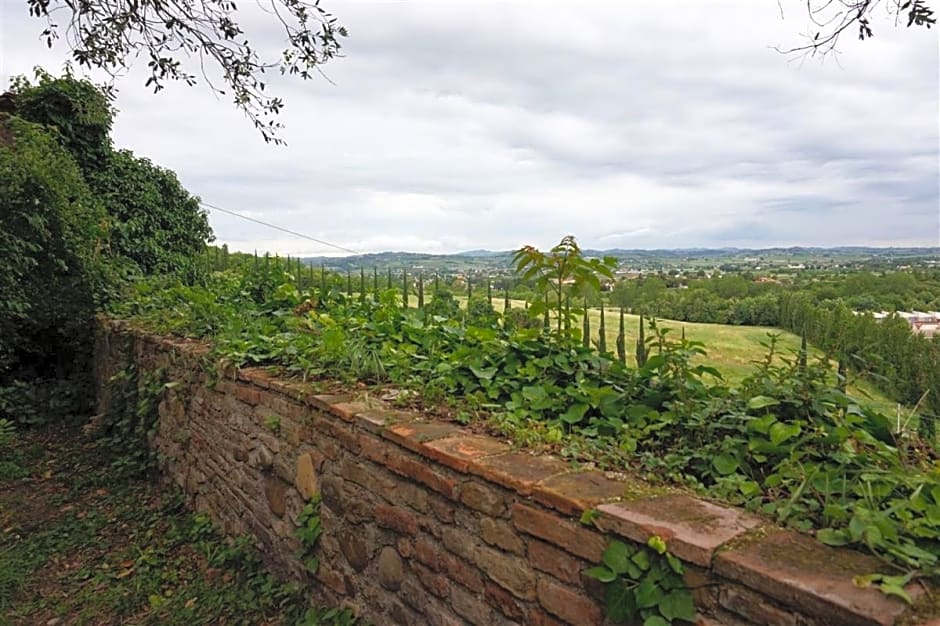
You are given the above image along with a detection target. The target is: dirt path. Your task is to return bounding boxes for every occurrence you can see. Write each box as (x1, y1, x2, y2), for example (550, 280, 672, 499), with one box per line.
(0, 425, 351, 626)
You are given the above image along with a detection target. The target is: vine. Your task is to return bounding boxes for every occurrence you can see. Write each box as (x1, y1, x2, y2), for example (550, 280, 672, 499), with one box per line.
(296, 495, 324, 575)
(585, 536, 696, 626)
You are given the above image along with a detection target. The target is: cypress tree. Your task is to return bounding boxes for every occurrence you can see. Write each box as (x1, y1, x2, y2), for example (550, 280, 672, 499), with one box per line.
(636, 314, 648, 367)
(582, 299, 591, 348)
(264, 251, 270, 271)
(467, 275, 472, 302)
(504, 288, 510, 312)
(320, 264, 326, 293)
(346, 271, 352, 297)
(598, 303, 607, 353)
(402, 268, 408, 308)
(387, 267, 392, 291)
(254, 249, 259, 270)
(359, 268, 366, 304)
(616, 307, 626, 363)
(373, 267, 379, 301)
(434, 274, 440, 296)
(417, 273, 425, 309)
(487, 280, 492, 306)
(308, 264, 314, 291)
(681, 326, 686, 343)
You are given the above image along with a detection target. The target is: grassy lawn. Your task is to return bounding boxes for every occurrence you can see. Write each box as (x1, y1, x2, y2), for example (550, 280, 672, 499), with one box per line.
(0, 425, 354, 626)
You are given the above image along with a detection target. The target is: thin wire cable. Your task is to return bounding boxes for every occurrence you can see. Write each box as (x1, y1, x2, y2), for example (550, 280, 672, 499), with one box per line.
(201, 201, 359, 255)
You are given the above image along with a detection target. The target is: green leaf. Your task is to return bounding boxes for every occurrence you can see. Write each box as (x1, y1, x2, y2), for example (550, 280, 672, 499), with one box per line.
(647, 535, 668, 555)
(816, 528, 849, 546)
(748, 395, 779, 410)
(769, 421, 801, 445)
(605, 580, 638, 621)
(659, 589, 696, 621)
(584, 565, 617, 583)
(561, 402, 589, 425)
(665, 553, 684, 575)
(631, 550, 651, 571)
(635, 576, 659, 609)
(643, 617, 669, 626)
(711, 454, 740, 476)
(879, 583, 913, 604)
(603, 540, 632, 575)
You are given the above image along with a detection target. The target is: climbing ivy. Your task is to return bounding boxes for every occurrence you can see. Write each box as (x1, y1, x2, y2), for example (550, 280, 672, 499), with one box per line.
(296, 495, 324, 575)
(585, 536, 696, 626)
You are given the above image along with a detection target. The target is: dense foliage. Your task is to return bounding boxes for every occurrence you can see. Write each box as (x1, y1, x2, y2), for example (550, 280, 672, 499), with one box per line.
(0, 70, 212, 424)
(609, 271, 940, 436)
(111, 250, 940, 594)
(0, 113, 111, 422)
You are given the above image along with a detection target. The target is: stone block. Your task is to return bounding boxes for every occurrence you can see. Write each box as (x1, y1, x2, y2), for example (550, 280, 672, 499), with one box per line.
(511, 502, 606, 562)
(596, 495, 761, 567)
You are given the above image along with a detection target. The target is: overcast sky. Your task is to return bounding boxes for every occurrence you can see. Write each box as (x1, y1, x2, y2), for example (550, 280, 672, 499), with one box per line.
(1, 1, 938, 255)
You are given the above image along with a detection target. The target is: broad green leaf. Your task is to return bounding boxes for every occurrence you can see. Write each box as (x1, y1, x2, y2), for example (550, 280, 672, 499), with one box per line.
(712, 454, 740, 476)
(659, 589, 697, 621)
(748, 395, 779, 410)
(769, 421, 801, 446)
(635, 577, 659, 609)
(605, 580, 638, 621)
(643, 617, 669, 626)
(816, 528, 849, 546)
(631, 550, 651, 571)
(584, 565, 617, 583)
(603, 540, 632, 575)
(561, 402, 589, 425)
(879, 583, 913, 604)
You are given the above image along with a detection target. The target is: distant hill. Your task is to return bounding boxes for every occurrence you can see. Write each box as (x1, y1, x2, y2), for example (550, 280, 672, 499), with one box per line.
(301, 246, 940, 274)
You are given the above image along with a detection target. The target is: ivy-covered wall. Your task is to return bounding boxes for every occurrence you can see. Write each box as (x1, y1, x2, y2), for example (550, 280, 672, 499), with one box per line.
(95, 318, 918, 626)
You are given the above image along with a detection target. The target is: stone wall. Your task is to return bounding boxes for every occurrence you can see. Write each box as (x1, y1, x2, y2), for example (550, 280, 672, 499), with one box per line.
(95, 319, 920, 626)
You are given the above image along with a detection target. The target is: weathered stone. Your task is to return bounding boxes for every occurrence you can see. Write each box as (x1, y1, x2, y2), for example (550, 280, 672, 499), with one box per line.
(442, 525, 479, 563)
(485, 580, 526, 621)
(460, 481, 507, 517)
(714, 530, 913, 626)
(537, 578, 603, 626)
(480, 518, 525, 555)
(383, 421, 463, 453)
(248, 444, 273, 471)
(474, 545, 537, 600)
(338, 529, 372, 572)
(450, 585, 493, 626)
(512, 502, 606, 562)
(414, 561, 450, 598)
(378, 546, 404, 590)
(719, 583, 798, 626)
(294, 452, 319, 499)
(469, 451, 571, 495)
(422, 435, 511, 473)
(596, 495, 761, 567)
(375, 504, 419, 535)
(528, 538, 585, 585)
(533, 471, 629, 515)
(263, 476, 289, 517)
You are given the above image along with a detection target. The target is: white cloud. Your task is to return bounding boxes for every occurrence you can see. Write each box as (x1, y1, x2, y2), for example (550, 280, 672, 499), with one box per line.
(1, 0, 936, 255)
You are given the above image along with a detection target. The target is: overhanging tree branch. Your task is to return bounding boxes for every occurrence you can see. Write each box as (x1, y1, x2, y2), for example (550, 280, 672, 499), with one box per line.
(775, 0, 934, 57)
(26, 0, 347, 144)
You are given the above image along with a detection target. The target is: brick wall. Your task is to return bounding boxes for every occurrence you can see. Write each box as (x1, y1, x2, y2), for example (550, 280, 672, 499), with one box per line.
(95, 319, 919, 626)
